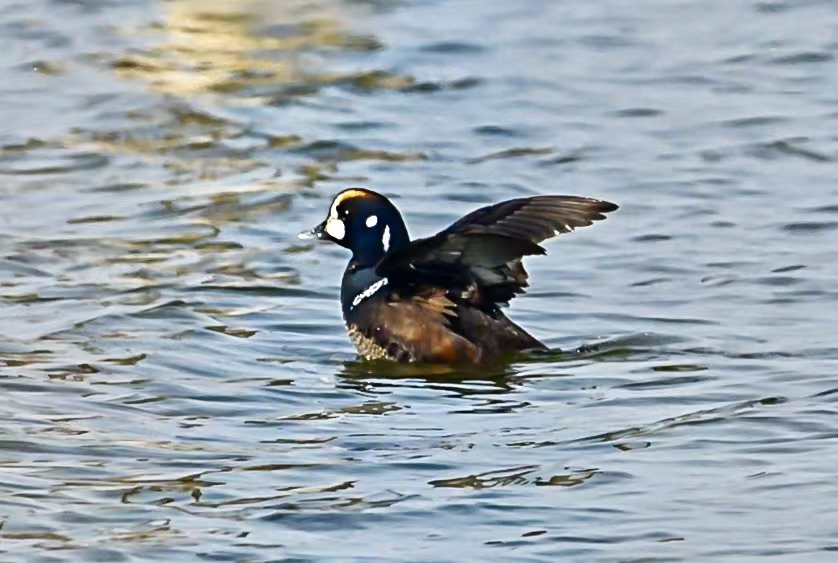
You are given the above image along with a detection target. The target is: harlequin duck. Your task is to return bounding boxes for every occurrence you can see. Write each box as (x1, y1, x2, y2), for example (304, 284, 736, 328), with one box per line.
(299, 188, 617, 364)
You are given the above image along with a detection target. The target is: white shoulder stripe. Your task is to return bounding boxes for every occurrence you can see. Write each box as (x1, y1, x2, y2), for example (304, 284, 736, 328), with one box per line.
(351, 278, 389, 309)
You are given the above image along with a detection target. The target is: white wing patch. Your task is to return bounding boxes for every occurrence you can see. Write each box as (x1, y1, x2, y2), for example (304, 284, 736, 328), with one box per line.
(351, 278, 389, 309)
(366, 215, 378, 228)
(382, 225, 391, 252)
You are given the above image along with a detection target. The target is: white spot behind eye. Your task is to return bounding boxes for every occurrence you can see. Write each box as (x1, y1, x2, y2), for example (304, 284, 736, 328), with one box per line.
(382, 225, 390, 252)
(366, 215, 378, 228)
(325, 218, 345, 240)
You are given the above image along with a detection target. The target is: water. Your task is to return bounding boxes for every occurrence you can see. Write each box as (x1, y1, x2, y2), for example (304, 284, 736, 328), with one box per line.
(2, 0, 838, 560)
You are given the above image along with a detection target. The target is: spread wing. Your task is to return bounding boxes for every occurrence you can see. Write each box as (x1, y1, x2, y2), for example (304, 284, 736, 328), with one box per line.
(375, 195, 618, 308)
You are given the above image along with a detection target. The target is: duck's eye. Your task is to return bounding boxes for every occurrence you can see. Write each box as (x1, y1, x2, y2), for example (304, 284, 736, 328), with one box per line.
(365, 215, 378, 228)
(325, 217, 346, 240)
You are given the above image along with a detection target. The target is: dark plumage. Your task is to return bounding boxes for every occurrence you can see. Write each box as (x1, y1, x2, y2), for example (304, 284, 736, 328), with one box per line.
(299, 188, 618, 364)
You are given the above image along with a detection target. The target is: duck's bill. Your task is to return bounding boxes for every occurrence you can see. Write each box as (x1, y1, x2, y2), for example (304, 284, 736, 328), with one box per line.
(297, 221, 326, 240)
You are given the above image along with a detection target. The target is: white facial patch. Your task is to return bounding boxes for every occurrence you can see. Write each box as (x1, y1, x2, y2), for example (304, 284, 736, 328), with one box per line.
(382, 225, 391, 252)
(351, 278, 389, 309)
(325, 217, 345, 240)
(365, 215, 378, 228)
(328, 199, 342, 223)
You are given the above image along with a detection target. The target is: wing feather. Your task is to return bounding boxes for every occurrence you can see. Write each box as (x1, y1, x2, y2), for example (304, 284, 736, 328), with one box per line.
(376, 195, 617, 308)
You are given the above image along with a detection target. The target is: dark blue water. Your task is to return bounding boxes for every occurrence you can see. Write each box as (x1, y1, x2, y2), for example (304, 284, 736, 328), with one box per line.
(2, 0, 838, 560)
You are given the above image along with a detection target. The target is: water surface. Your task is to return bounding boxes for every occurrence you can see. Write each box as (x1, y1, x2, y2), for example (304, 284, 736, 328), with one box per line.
(2, 0, 838, 561)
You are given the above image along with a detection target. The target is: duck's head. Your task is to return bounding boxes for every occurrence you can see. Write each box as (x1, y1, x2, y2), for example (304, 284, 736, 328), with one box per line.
(298, 188, 410, 266)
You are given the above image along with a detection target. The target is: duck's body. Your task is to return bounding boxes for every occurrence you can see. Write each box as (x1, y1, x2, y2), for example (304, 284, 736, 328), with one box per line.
(300, 188, 617, 364)
(339, 266, 544, 363)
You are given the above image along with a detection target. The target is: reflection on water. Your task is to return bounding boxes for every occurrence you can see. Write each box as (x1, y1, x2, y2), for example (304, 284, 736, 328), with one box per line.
(2, 0, 838, 560)
(113, 0, 382, 98)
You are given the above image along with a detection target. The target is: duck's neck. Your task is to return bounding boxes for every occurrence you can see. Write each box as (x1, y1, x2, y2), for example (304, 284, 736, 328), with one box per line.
(340, 264, 382, 317)
(340, 219, 410, 318)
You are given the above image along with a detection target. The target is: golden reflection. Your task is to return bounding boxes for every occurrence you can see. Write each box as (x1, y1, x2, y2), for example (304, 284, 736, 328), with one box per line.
(114, 0, 380, 98)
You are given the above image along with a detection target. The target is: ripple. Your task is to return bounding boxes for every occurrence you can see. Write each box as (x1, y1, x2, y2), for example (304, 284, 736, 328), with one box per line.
(771, 264, 806, 273)
(722, 115, 788, 128)
(467, 146, 555, 164)
(631, 233, 672, 243)
(2, 0, 838, 560)
(611, 107, 663, 118)
(783, 221, 838, 233)
(701, 138, 835, 163)
(472, 125, 524, 138)
(401, 76, 482, 93)
(0, 147, 109, 175)
(769, 51, 834, 65)
(290, 139, 426, 163)
(419, 41, 486, 55)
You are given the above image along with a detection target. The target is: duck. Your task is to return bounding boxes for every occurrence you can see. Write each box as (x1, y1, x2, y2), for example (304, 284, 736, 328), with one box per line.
(298, 188, 617, 364)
